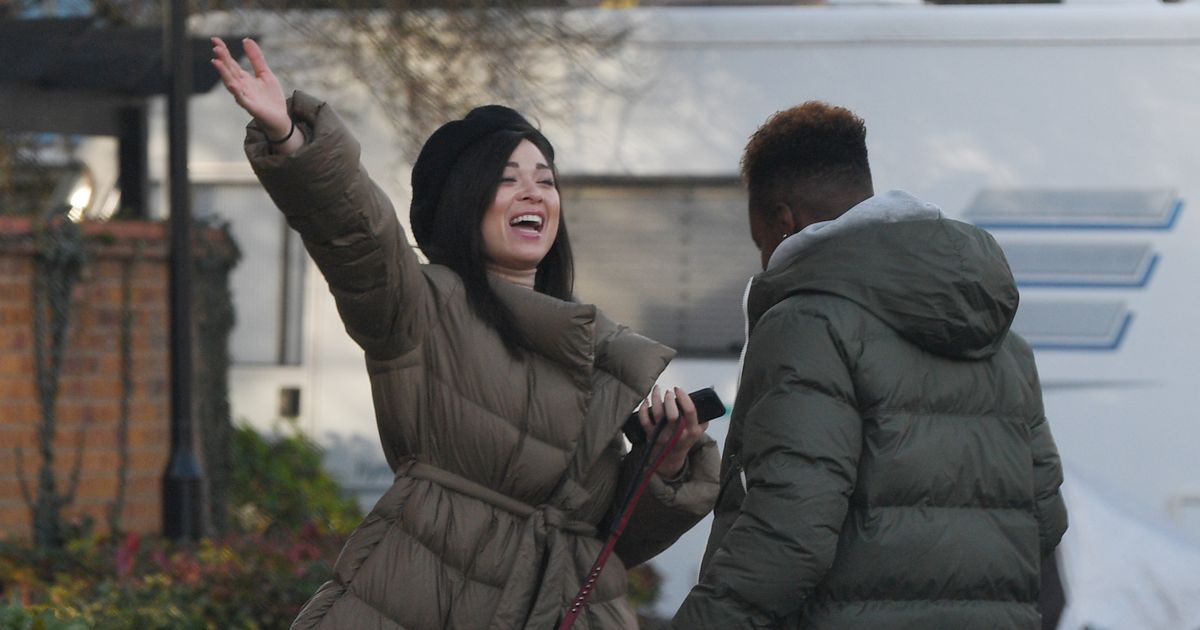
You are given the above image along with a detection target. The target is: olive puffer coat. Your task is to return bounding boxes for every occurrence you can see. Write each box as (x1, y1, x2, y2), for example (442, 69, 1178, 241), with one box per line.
(245, 92, 720, 629)
(672, 191, 1068, 629)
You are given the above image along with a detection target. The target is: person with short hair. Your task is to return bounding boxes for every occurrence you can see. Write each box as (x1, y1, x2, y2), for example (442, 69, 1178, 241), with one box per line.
(210, 37, 719, 629)
(672, 102, 1068, 629)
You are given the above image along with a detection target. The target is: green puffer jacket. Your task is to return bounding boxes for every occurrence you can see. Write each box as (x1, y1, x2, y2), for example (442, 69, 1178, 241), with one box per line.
(672, 191, 1068, 629)
(245, 92, 720, 629)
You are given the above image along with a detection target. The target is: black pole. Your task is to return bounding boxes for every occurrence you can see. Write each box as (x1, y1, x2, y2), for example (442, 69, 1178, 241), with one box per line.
(116, 104, 148, 219)
(162, 0, 207, 541)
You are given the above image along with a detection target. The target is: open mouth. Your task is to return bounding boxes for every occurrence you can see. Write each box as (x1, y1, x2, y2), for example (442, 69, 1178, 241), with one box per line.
(509, 213, 545, 234)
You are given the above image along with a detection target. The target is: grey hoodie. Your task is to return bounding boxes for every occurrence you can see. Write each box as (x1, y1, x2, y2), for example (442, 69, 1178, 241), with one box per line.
(752, 190, 1018, 359)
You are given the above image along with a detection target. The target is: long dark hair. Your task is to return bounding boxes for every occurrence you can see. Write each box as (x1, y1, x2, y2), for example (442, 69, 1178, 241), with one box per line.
(420, 129, 575, 357)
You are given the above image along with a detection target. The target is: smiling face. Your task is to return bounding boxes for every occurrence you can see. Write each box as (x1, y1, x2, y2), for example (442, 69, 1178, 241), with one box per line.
(481, 139, 561, 285)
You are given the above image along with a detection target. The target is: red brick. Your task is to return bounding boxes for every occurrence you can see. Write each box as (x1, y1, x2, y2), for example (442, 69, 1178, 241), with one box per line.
(82, 406, 124, 425)
(0, 257, 29, 274)
(85, 268, 121, 285)
(121, 474, 161, 496)
(6, 382, 38, 400)
(0, 477, 32, 501)
(0, 402, 40, 423)
(0, 504, 31, 529)
(81, 476, 122, 500)
(121, 518, 159, 536)
(58, 355, 99, 376)
(57, 503, 96, 527)
(1, 330, 31, 352)
(0, 378, 36, 399)
(129, 448, 169, 471)
(66, 498, 113, 514)
(132, 262, 165, 282)
(74, 309, 116, 330)
(0, 307, 31, 327)
(73, 449, 119, 471)
(133, 378, 168, 399)
(129, 424, 168, 446)
(55, 403, 86, 424)
(94, 260, 123, 276)
(127, 497, 161, 518)
(90, 405, 122, 426)
(130, 350, 167, 366)
(130, 403, 166, 423)
(64, 423, 118, 445)
(0, 426, 37, 450)
(5, 452, 40, 479)
(84, 379, 122, 400)
(0, 353, 34, 375)
(82, 333, 118, 353)
(60, 378, 88, 400)
(133, 310, 163, 328)
(111, 497, 161, 524)
(0, 282, 31, 301)
(94, 354, 121, 375)
(130, 286, 163, 304)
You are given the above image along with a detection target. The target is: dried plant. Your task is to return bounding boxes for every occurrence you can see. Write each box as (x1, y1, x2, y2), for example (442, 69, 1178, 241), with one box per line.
(86, 1, 631, 160)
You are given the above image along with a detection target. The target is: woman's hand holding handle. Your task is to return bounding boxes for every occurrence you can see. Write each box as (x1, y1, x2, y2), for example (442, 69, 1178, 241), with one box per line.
(636, 385, 709, 479)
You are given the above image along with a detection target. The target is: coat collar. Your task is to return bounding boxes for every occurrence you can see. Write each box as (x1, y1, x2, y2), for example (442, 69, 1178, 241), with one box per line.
(490, 277, 674, 392)
(491, 277, 598, 374)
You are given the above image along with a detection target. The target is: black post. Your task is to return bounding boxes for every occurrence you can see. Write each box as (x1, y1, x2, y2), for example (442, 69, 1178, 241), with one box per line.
(162, 0, 207, 541)
(116, 104, 148, 219)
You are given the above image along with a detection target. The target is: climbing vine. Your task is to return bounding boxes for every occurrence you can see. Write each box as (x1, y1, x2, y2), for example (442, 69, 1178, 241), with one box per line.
(11, 219, 239, 547)
(18, 218, 87, 550)
(193, 221, 239, 534)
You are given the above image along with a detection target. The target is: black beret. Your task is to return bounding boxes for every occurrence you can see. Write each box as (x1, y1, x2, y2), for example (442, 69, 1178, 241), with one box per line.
(409, 105, 554, 248)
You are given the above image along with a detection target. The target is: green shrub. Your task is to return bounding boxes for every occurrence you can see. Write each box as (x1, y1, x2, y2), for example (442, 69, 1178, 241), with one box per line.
(0, 594, 88, 630)
(0, 422, 669, 628)
(230, 420, 362, 536)
(0, 524, 344, 630)
(0, 421, 356, 629)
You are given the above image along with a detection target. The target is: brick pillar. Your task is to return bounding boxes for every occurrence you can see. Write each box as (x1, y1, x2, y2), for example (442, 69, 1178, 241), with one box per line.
(0, 217, 236, 540)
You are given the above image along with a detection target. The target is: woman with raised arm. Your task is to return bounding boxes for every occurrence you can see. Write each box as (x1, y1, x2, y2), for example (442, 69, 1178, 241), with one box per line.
(210, 37, 719, 629)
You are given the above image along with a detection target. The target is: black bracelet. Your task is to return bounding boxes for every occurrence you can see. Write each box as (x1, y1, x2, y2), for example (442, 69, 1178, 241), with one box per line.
(266, 120, 296, 144)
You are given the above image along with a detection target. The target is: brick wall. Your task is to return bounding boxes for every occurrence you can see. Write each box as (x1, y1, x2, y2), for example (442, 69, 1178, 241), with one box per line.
(0, 217, 206, 539)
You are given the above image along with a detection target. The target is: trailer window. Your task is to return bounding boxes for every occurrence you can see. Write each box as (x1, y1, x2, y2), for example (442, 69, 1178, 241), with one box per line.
(563, 179, 758, 357)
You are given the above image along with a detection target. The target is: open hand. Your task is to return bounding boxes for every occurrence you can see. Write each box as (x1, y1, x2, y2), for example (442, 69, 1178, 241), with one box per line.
(636, 385, 709, 479)
(210, 37, 296, 148)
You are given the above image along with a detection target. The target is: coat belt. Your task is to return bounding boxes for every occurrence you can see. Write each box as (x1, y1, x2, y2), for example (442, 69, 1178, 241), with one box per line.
(402, 460, 597, 537)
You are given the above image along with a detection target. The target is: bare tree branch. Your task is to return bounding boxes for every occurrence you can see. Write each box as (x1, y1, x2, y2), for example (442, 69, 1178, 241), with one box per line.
(227, 2, 633, 161)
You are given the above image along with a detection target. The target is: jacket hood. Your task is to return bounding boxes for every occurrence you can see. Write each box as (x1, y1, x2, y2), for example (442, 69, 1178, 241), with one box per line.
(747, 191, 1018, 359)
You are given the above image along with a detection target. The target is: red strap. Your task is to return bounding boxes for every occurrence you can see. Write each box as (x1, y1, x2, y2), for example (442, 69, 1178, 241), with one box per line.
(556, 419, 688, 630)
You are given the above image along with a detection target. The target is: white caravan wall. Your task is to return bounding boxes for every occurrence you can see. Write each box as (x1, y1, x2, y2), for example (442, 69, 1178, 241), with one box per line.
(543, 4, 1200, 527)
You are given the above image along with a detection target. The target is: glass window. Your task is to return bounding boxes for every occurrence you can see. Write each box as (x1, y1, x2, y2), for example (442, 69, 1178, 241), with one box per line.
(563, 179, 758, 356)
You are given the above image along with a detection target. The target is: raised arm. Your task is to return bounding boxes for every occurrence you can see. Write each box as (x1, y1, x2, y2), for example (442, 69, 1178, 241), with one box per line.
(211, 38, 430, 359)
